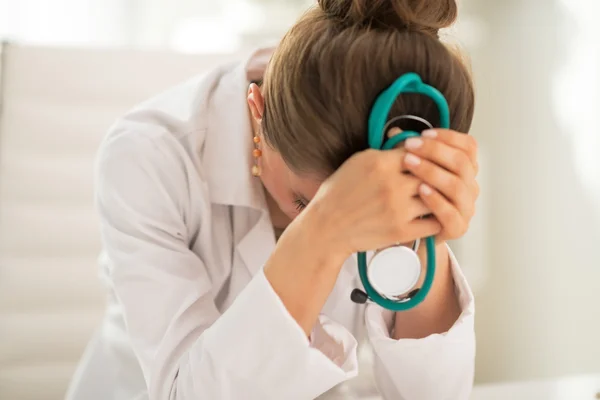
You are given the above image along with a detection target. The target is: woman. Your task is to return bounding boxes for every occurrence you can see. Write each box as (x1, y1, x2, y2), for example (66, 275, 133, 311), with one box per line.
(67, 0, 478, 399)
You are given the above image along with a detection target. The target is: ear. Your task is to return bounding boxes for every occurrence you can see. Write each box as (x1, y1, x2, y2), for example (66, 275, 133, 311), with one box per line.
(247, 83, 265, 123)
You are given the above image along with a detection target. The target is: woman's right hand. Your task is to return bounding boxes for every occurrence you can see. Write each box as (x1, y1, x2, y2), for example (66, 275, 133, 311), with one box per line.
(307, 147, 443, 259)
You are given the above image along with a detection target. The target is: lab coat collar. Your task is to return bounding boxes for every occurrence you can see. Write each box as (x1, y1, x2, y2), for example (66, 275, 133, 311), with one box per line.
(203, 50, 272, 212)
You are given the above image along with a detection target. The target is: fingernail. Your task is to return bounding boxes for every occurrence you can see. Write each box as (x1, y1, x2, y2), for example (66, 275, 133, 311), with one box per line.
(422, 129, 438, 138)
(405, 153, 421, 166)
(420, 183, 433, 195)
(404, 138, 423, 149)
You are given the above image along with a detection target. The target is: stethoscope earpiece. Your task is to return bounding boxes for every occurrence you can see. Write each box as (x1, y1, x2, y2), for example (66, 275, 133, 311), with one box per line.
(353, 72, 450, 312)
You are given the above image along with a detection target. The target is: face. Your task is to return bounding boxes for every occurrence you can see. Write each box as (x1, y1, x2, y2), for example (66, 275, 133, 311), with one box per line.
(247, 84, 322, 219)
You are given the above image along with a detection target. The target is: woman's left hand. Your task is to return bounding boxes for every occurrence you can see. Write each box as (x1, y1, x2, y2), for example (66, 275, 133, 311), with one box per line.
(399, 129, 479, 242)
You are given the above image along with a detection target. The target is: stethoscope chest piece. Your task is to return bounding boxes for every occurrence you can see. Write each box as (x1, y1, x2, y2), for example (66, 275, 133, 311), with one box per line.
(367, 246, 421, 300)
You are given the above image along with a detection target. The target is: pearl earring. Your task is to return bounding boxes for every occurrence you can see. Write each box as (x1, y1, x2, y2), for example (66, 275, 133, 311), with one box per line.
(252, 135, 262, 177)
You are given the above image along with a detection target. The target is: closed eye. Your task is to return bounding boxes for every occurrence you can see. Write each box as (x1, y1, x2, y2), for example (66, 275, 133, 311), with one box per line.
(293, 198, 307, 212)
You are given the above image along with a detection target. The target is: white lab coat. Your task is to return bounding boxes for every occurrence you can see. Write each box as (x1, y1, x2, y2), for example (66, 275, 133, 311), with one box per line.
(66, 48, 475, 400)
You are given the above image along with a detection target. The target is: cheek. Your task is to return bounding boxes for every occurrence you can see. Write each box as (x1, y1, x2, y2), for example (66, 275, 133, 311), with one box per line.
(259, 162, 298, 217)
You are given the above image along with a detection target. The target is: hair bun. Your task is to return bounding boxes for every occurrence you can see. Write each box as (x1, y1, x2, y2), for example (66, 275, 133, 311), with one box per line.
(318, 0, 457, 36)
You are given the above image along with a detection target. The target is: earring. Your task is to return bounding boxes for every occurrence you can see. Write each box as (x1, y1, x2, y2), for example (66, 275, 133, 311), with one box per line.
(251, 135, 262, 177)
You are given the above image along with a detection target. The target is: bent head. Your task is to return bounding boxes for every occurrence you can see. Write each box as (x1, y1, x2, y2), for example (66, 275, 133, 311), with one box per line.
(246, 0, 475, 219)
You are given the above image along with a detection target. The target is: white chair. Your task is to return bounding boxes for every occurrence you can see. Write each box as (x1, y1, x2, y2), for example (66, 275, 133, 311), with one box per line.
(0, 43, 245, 400)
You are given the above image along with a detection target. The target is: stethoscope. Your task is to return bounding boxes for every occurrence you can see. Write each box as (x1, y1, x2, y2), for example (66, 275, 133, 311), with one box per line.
(350, 72, 451, 311)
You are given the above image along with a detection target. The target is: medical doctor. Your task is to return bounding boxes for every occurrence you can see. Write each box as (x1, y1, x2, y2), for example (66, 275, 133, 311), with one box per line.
(66, 0, 479, 399)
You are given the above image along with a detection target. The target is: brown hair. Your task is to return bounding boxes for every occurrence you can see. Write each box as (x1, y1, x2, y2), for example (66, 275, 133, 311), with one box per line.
(261, 0, 475, 176)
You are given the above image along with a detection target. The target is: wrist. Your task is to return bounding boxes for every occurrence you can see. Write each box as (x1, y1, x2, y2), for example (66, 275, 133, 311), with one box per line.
(289, 203, 350, 269)
(264, 203, 348, 336)
(393, 242, 459, 339)
(414, 239, 449, 286)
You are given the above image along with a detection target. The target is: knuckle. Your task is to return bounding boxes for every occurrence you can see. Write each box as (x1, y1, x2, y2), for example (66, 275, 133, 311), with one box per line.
(445, 227, 459, 240)
(452, 151, 470, 172)
(450, 176, 464, 198)
(426, 220, 443, 237)
(349, 152, 365, 170)
(422, 139, 436, 156)
(433, 222, 444, 235)
(360, 149, 377, 162)
(438, 173, 455, 196)
(378, 182, 394, 202)
(436, 219, 444, 231)
(363, 151, 383, 175)
(440, 206, 456, 223)
(372, 155, 389, 174)
(467, 135, 478, 152)
(417, 159, 431, 176)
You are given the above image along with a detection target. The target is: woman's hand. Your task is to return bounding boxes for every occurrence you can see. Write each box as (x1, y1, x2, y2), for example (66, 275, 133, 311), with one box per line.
(265, 128, 477, 336)
(307, 145, 442, 259)
(265, 142, 442, 337)
(400, 129, 479, 242)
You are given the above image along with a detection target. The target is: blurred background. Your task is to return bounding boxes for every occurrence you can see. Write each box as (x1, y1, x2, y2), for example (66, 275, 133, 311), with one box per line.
(0, 0, 599, 399)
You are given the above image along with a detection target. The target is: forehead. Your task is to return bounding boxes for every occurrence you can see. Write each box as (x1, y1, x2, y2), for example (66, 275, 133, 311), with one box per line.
(287, 169, 323, 200)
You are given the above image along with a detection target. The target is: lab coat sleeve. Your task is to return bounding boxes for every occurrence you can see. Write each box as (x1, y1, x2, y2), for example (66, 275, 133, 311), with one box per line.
(95, 127, 358, 400)
(365, 248, 475, 400)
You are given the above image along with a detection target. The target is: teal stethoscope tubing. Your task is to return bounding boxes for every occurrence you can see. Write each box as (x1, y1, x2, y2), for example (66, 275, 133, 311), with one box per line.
(357, 72, 451, 311)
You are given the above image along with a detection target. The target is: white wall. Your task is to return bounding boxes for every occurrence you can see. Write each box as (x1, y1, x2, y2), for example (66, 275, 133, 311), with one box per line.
(463, 0, 600, 384)
(0, 0, 311, 51)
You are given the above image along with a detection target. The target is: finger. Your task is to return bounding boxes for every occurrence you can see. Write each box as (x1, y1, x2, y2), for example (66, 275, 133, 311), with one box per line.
(397, 149, 409, 173)
(404, 136, 475, 181)
(385, 127, 411, 172)
(421, 129, 478, 170)
(405, 197, 431, 220)
(397, 174, 422, 196)
(418, 183, 468, 239)
(406, 217, 442, 240)
(373, 145, 411, 173)
(404, 153, 473, 217)
(387, 127, 402, 139)
(386, 127, 477, 176)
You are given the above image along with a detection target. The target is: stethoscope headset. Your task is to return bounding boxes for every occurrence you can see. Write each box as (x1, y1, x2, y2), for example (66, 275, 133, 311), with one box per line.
(350, 72, 451, 311)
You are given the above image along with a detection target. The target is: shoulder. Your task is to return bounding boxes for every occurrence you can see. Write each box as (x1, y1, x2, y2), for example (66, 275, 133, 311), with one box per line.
(94, 119, 207, 231)
(98, 119, 188, 168)
(121, 60, 238, 138)
(95, 121, 188, 198)
(94, 49, 266, 215)
(94, 57, 240, 191)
